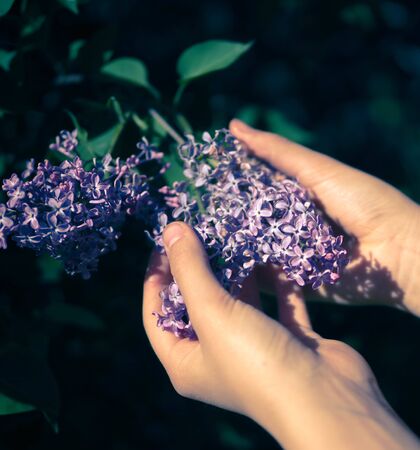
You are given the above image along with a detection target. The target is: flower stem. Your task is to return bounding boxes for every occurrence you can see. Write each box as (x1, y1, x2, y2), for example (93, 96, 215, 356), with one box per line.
(148, 109, 184, 145)
(173, 83, 186, 106)
(148, 109, 205, 214)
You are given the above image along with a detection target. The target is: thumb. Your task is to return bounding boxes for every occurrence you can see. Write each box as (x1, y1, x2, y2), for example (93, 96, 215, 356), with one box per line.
(163, 222, 231, 333)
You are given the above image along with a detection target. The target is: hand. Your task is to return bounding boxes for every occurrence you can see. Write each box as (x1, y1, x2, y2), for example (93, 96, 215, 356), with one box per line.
(143, 222, 419, 449)
(229, 120, 420, 316)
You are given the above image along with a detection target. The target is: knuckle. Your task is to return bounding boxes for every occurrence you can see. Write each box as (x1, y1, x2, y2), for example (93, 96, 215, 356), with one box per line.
(215, 288, 235, 314)
(223, 295, 252, 321)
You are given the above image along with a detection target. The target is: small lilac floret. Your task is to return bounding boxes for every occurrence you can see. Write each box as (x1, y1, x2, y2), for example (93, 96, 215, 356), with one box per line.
(49, 130, 78, 157)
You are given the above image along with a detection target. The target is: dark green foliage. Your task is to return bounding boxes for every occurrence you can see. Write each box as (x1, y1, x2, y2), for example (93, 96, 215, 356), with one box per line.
(0, 0, 419, 449)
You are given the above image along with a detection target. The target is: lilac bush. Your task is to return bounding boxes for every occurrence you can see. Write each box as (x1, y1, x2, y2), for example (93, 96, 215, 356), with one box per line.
(0, 126, 348, 340)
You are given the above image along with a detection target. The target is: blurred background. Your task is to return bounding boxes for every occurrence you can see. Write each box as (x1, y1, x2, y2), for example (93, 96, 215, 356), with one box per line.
(0, 0, 419, 449)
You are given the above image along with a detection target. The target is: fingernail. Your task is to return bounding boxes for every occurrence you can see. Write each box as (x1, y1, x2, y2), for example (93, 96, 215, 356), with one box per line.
(163, 223, 184, 249)
(231, 119, 254, 134)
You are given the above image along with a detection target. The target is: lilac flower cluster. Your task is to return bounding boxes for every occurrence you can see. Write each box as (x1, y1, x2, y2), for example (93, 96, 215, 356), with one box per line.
(153, 130, 348, 339)
(0, 125, 348, 340)
(0, 131, 163, 278)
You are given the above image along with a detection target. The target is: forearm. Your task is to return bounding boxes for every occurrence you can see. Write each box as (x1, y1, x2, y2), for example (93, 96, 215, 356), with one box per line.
(251, 378, 419, 450)
(278, 401, 419, 450)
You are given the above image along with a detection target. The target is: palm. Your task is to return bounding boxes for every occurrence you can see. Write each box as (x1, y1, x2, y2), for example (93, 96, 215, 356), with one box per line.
(311, 169, 418, 311)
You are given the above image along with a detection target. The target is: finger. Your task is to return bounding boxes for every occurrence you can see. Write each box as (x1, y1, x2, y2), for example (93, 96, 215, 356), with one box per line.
(230, 119, 355, 189)
(269, 265, 312, 330)
(272, 269, 320, 348)
(143, 250, 204, 390)
(162, 222, 231, 335)
(229, 119, 382, 234)
(143, 250, 180, 363)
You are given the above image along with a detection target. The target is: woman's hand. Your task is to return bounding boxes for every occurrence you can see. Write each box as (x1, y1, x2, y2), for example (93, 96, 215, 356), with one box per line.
(230, 120, 420, 316)
(143, 222, 419, 449)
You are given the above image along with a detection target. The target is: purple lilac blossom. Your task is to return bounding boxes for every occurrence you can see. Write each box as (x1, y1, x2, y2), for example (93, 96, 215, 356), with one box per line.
(0, 127, 348, 341)
(0, 131, 165, 278)
(152, 129, 348, 339)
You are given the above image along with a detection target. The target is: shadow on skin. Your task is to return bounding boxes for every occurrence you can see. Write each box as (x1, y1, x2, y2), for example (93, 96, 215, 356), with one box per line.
(307, 194, 405, 310)
(144, 250, 170, 284)
(274, 278, 321, 351)
(315, 249, 405, 310)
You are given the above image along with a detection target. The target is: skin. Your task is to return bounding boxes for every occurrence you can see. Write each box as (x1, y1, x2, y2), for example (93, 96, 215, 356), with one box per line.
(142, 120, 420, 449)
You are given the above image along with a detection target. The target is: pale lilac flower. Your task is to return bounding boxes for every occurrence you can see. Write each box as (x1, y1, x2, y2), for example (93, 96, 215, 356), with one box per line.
(288, 245, 314, 271)
(172, 192, 197, 219)
(0, 204, 14, 229)
(281, 216, 310, 240)
(248, 198, 273, 219)
(49, 130, 78, 157)
(0, 229, 7, 249)
(22, 205, 39, 230)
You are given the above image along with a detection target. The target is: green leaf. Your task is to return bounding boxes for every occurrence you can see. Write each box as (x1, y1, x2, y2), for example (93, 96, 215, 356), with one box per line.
(89, 122, 124, 157)
(106, 96, 125, 123)
(265, 110, 312, 145)
(0, 345, 60, 419)
(177, 40, 253, 83)
(0, 392, 35, 415)
(65, 110, 94, 161)
(0, 50, 16, 71)
(101, 57, 159, 97)
(132, 113, 148, 132)
(0, 0, 15, 16)
(175, 114, 193, 134)
(41, 302, 105, 331)
(163, 152, 186, 186)
(57, 0, 78, 14)
(66, 111, 124, 159)
(21, 15, 46, 37)
(68, 39, 85, 61)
